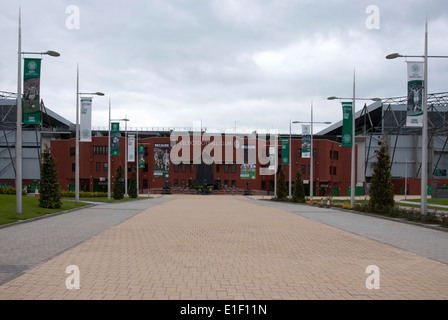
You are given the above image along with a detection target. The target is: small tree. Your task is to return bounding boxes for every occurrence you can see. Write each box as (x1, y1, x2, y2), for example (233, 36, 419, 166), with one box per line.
(128, 169, 138, 199)
(292, 170, 306, 203)
(276, 168, 288, 200)
(113, 164, 125, 200)
(369, 141, 395, 212)
(39, 145, 61, 209)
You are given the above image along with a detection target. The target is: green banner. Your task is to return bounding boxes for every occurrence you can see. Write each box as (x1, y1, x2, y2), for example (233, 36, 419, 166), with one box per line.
(281, 138, 289, 165)
(138, 145, 145, 168)
(23, 58, 41, 125)
(110, 122, 120, 155)
(341, 102, 353, 147)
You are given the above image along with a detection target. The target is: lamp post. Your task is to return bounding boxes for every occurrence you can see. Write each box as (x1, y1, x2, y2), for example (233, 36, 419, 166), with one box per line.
(296, 104, 331, 204)
(16, 9, 60, 214)
(328, 76, 381, 208)
(108, 104, 129, 201)
(386, 19, 448, 218)
(75, 66, 104, 204)
(289, 120, 300, 198)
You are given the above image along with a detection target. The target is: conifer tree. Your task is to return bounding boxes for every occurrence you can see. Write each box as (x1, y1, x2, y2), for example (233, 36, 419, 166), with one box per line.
(276, 168, 288, 200)
(369, 141, 395, 212)
(39, 145, 62, 209)
(128, 169, 138, 198)
(113, 164, 125, 200)
(292, 170, 306, 203)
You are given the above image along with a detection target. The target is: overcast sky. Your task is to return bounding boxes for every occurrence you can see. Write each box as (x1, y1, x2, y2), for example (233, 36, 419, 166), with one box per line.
(1, 0, 447, 134)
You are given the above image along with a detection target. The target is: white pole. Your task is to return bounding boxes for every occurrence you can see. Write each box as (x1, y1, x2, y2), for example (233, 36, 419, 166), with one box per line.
(16, 8, 22, 214)
(289, 120, 291, 198)
(421, 18, 428, 218)
(310, 102, 314, 204)
(75, 65, 80, 204)
(136, 127, 139, 197)
(351, 69, 356, 207)
(107, 99, 111, 201)
(125, 116, 128, 198)
(405, 157, 408, 200)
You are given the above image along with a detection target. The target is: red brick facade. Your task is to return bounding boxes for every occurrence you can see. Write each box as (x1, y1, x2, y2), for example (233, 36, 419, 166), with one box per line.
(50, 135, 356, 196)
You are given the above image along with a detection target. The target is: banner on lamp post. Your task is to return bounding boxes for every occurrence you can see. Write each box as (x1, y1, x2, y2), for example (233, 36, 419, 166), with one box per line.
(128, 135, 135, 162)
(110, 122, 120, 156)
(406, 61, 424, 127)
(302, 124, 311, 158)
(23, 58, 41, 125)
(269, 146, 276, 171)
(138, 145, 145, 168)
(281, 138, 289, 165)
(80, 97, 92, 142)
(341, 102, 353, 147)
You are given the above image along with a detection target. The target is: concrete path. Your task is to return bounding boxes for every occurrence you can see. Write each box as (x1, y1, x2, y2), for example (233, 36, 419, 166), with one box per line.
(0, 194, 447, 300)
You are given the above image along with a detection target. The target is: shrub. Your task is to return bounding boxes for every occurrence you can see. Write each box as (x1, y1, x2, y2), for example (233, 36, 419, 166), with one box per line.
(113, 165, 125, 200)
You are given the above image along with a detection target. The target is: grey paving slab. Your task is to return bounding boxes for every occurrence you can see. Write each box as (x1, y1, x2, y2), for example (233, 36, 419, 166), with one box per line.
(0, 196, 171, 285)
(246, 197, 448, 265)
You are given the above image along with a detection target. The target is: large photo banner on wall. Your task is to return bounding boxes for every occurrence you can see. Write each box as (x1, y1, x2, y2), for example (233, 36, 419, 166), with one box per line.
(240, 144, 256, 180)
(80, 97, 92, 142)
(154, 143, 170, 178)
(23, 58, 41, 125)
(281, 138, 289, 165)
(406, 61, 424, 127)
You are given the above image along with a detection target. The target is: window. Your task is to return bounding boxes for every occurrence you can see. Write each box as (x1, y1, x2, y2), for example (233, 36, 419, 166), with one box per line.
(216, 164, 220, 173)
(231, 180, 236, 188)
(333, 150, 339, 160)
(93, 146, 108, 155)
(181, 179, 186, 188)
(190, 163, 194, 172)
(224, 164, 229, 173)
(181, 164, 186, 173)
(103, 162, 108, 172)
(224, 180, 229, 189)
(72, 163, 75, 172)
(70, 147, 75, 156)
(298, 149, 302, 158)
(333, 166, 337, 175)
(96, 162, 101, 172)
(143, 179, 148, 189)
(174, 179, 179, 188)
(231, 163, 236, 173)
(174, 164, 179, 173)
(301, 165, 306, 174)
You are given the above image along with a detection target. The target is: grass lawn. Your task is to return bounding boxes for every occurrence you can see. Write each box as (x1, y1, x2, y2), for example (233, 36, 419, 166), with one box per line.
(0, 194, 90, 226)
(405, 198, 448, 206)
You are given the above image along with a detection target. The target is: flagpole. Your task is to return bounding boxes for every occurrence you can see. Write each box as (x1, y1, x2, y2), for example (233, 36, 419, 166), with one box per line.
(16, 7, 22, 214)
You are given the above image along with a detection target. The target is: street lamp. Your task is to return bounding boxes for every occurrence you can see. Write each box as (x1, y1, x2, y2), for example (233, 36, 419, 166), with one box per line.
(386, 20, 448, 218)
(289, 120, 300, 198)
(75, 66, 104, 204)
(16, 10, 60, 214)
(328, 73, 381, 208)
(296, 104, 331, 205)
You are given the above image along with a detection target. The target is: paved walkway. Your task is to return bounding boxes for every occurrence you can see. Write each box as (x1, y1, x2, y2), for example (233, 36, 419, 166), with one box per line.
(0, 194, 447, 300)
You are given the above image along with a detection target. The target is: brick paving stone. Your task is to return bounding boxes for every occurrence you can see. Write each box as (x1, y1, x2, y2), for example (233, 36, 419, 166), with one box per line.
(0, 194, 447, 300)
